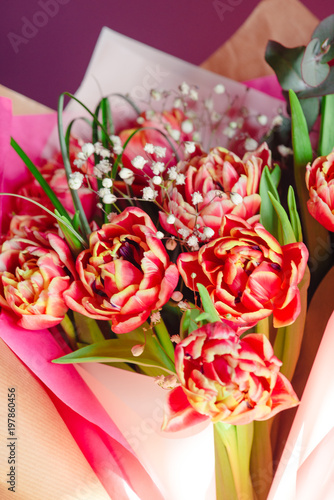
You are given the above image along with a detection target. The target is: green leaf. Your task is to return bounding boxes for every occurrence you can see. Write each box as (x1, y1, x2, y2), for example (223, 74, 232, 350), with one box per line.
(10, 138, 71, 221)
(270, 164, 281, 188)
(180, 307, 201, 339)
(259, 166, 280, 239)
(73, 313, 105, 344)
(265, 41, 307, 92)
(196, 283, 221, 323)
(301, 38, 330, 87)
(299, 96, 321, 131)
(153, 318, 175, 363)
(268, 193, 296, 245)
(53, 338, 176, 375)
(289, 90, 313, 168)
(318, 93, 334, 155)
(312, 14, 334, 63)
(58, 94, 91, 240)
(287, 186, 303, 242)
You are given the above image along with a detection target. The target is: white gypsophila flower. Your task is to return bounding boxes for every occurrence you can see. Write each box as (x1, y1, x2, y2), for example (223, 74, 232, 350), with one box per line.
(204, 98, 214, 111)
(203, 226, 215, 239)
(168, 166, 178, 180)
(184, 141, 196, 155)
(81, 142, 95, 158)
(110, 134, 122, 147)
(173, 98, 182, 108)
(175, 173, 186, 185)
(151, 89, 162, 101)
(223, 126, 236, 139)
(137, 116, 145, 125)
(229, 121, 238, 129)
(152, 161, 165, 175)
(132, 155, 147, 170)
(68, 172, 84, 190)
(77, 151, 87, 161)
(214, 83, 225, 94)
(277, 144, 294, 157)
(152, 175, 162, 185)
(189, 89, 198, 101)
(178, 300, 189, 311)
(100, 148, 111, 158)
(93, 167, 103, 179)
(191, 191, 203, 205)
(96, 202, 103, 209)
(181, 119, 193, 134)
(271, 115, 283, 128)
(178, 228, 191, 239)
(169, 129, 181, 141)
(73, 158, 86, 169)
(171, 291, 183, 302)
(142, 186, 157, 201)
(96, 159, 111, 174)
(170, 334, 181, 344)
(102, 177, 113, 188)
(155, 374, 178, 390)
(180, 82, 190, 95)
(156, 231, 164, 239)
(103, 193, 117, 204)
(211, 111, 222, 123)
(145, 110, 155, 120)
(98, 187, 110, 198)
(94, 142, 103, 154)
(257, 114, 268, 126)
(187, 235, 199, 250)
(245, 137, 258, 151)
(144, 143, 155, 154)
(131, 344, 145, 357)
(119, 168, 135, 185)
(113, 144, 123, 155)
(154, 146, 167, 158)
(150, 311, 161, 324)
(230, 192, 243, 205)
(166, 214, 176, 224)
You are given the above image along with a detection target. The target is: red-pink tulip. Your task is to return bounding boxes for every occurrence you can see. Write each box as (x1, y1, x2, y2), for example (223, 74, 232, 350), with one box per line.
(159, 143, 271, 243)
(305, 151, 334, 231)
(0, 233, 76, 329)
(162, 322, 299, 431)
(177, 215, 308, 332)
(63, 207, 179, 333)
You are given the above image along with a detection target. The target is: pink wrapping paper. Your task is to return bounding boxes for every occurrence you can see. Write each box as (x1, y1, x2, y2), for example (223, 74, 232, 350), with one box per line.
(268, 312, 334, 500)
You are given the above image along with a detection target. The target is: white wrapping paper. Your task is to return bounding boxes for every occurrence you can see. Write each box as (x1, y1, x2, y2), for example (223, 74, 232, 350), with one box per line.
(77, 363, 216, 500)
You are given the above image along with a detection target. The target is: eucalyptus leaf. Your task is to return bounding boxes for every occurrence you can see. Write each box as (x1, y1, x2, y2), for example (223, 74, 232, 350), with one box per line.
(301, 38, 330, 87)
(265, 41, 307, 92)
(298, 66, 334, 99)
(312, 14, 334, 63)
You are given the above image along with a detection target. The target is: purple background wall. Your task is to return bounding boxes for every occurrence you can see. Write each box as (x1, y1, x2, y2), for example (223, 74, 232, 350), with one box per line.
(1, 0, 333, 109)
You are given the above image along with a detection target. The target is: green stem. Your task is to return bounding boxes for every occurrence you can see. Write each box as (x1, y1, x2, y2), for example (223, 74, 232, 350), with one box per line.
(214, 422, 254, 500)
(250, 420, 273, 500)
(154, 318, 175, 363)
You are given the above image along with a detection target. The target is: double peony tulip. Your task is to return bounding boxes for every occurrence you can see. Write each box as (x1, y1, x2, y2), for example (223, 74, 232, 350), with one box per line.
(305, 150, 334, 231)
(63, 207, 179, 333)
(163, 322, 299, 431)
(178, 214, 308, 332)
(0, 233, 76, 329)
(159, 143, 271, 242)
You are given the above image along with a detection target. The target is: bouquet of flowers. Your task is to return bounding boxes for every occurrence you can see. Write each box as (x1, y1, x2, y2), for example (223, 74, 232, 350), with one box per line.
(1, 15, 334, 500)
